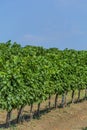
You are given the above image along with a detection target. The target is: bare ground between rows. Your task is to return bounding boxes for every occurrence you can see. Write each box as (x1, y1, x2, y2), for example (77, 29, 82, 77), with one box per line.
(0, 91, 87, 130)
(17, 101, 87, 130)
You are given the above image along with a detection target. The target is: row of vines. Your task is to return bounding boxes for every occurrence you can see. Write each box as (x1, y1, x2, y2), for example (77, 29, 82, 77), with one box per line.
(0, 41, 87, 127)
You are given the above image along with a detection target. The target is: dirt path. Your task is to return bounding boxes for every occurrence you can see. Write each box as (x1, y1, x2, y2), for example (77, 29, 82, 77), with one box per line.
(16, 100, 87, 130)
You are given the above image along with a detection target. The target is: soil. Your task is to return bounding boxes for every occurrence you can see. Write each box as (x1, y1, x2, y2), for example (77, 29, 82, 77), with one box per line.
(0, 93, 87, 130)
(18, 100, 87, 130)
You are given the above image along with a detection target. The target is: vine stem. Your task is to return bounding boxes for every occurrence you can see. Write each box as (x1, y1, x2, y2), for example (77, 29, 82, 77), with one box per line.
(55, 93, 58, 108)
(17, 105, 24, 123)
(30, 104, 33, 120)
(37, 103, 41, 117)
(6, 110, 12, 128)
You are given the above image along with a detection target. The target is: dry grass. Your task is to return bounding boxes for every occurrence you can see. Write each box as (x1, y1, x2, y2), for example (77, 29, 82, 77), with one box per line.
(0, 89, 87, 130)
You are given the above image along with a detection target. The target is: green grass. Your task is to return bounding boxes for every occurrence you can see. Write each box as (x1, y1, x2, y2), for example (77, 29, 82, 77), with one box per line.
(82, 127, 87, 130)
(0, 127, 18, 130)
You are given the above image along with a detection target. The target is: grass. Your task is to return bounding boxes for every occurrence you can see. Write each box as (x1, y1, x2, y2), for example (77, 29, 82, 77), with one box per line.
(0, 89, 86, 130)
(0, 126, 17, 130)
(82, 127, 87, 130)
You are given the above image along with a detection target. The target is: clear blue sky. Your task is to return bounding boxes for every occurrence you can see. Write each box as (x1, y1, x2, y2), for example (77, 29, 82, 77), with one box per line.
(0, 0, 87, 50)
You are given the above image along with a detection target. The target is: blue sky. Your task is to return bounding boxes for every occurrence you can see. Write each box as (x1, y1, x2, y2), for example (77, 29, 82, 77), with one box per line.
(0, 0, 87, 50)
